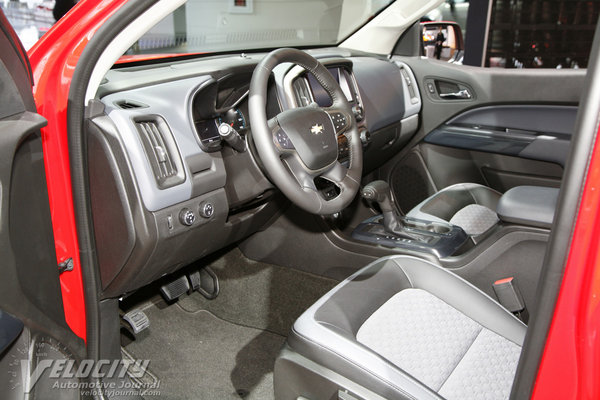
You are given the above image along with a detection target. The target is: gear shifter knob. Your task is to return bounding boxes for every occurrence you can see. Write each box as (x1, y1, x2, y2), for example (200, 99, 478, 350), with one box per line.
(362, 180, 421, 240)
(361, 180, 394, 213)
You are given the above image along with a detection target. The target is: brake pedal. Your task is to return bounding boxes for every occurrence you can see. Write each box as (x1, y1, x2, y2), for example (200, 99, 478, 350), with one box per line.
(123, 308, 150, 334)
(160, 275, 190, 303)
(189, 267, 219, 300)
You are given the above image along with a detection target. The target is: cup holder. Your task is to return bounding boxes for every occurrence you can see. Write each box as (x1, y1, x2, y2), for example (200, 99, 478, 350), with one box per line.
(403, 219, 452, 234)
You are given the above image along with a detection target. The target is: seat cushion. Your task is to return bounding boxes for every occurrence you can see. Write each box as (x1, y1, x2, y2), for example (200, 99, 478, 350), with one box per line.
(407, 183, 502, 235)
(357, 289, 522, 399)
(283, 256, 526, 400)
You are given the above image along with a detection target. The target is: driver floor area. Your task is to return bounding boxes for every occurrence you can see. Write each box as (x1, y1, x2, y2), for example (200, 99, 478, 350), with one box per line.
(125, 302, 284, 400)
(122, 246, 338, 399)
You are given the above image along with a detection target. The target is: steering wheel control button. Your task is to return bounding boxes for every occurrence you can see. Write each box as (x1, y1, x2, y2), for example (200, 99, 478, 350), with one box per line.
(179, 208, 196, 226)
(330, 112, 349, 133)
(275, 129, 294, 150)
(199, 202, 215, 219)
(337, 135, 350, 159)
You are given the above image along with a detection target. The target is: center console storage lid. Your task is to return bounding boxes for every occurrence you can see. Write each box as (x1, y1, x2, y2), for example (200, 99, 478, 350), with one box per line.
(496, 185, 559, 229)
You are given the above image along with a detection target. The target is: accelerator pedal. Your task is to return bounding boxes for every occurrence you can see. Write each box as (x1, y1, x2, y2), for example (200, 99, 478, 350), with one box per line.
(189, 267, 219, 300)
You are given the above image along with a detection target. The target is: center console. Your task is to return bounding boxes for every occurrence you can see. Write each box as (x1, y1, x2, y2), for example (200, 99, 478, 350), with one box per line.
(352, 215, 468, 258)
(351, 180, 469, 258)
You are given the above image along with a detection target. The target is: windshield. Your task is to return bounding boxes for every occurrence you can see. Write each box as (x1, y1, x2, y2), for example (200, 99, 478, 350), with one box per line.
(126, 0, 394, 56)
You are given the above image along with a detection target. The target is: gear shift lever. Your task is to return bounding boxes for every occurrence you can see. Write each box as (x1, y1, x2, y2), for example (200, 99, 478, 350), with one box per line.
(361, 181, 421, 239)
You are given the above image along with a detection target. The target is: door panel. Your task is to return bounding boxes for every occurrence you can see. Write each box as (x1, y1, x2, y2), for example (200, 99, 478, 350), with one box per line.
(0, 10, 84, 400)
(388, 56, 583, 211)
(424, 105, 576, 167)
(389, 144, 564, 213)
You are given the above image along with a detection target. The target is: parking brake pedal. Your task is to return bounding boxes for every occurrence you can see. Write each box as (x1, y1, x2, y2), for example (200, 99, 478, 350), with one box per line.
(189, 267, 219, 300)
(160, 275, 190, 303)
(123, 309, 150, 334)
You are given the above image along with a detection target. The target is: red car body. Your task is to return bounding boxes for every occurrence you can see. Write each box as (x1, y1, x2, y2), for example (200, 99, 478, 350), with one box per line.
(28, 0, 128, 341)
(19, 0, 600, 398)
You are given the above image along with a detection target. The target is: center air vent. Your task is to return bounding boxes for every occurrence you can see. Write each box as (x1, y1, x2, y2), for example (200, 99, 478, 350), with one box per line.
(134, 117, 185, 189)
(292, 77, 313, 107)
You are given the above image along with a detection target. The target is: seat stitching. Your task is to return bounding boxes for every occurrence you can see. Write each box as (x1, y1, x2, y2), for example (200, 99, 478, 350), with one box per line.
(436, 326, 484, 392)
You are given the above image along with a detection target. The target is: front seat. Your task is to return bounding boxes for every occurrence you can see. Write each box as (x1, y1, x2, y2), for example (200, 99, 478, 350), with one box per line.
(406, 183, 502, 236)
(274, 255, 525, 400)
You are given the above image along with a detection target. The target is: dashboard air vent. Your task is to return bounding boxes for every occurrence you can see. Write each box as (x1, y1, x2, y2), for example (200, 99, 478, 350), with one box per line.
(399, 67, 419, 104)
(134, 118, 185, 189)
(292, 77, 313, 107)
(116, 100, 147, 110)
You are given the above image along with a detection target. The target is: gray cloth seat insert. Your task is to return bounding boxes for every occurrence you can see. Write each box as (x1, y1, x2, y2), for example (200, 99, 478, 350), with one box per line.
(357, 288, 522, 400)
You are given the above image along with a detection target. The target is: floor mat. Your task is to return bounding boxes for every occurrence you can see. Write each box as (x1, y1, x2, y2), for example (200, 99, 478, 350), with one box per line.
(125, 301, 285, 400)
(178, 247, 339, 336)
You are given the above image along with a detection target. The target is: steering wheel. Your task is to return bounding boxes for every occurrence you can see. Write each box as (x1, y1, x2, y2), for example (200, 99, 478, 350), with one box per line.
(249, 48, 363, 215)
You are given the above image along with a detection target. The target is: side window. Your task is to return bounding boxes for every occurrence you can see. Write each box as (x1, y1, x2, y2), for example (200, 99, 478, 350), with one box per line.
(0, 1, 59, 50)
(422, 0, 600, 69)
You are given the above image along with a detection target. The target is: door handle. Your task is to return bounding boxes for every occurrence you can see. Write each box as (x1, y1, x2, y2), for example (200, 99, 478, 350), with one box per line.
(439, 89, 472, 100)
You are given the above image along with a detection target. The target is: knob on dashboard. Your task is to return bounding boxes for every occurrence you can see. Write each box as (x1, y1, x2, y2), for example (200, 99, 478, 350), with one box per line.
(199, 201, 214, 218)
(179, 208, 196, 226)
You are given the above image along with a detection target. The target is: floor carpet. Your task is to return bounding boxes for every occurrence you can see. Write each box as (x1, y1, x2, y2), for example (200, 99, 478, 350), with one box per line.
(177, 247, 339, 336)
(125, 302, 285, 400)
(122, 246, 339, 399)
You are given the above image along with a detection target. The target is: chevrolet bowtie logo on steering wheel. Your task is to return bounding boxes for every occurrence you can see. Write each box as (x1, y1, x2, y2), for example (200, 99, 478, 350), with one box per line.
(310, 124, 324, 135)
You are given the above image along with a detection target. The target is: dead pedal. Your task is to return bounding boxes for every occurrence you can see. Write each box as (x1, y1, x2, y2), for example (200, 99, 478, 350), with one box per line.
(189, 267, 219, 300)
(122, 308, 150, 334)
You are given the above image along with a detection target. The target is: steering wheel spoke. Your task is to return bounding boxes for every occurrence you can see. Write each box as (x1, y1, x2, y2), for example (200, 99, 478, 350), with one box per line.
(321, 161, 348, 184)
(282, 156, 319, 193)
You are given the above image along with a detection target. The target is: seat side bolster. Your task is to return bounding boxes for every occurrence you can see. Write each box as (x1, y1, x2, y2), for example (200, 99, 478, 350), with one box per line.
(288, 256, 442, 400)
(392, 256, 527, 345)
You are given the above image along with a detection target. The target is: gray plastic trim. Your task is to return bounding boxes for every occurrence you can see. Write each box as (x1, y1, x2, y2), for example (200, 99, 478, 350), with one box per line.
(102, 75, 225, 211)
(275, 345, 392, 400)
(392, 60, 422, 118)
(497, 186, 559, 229)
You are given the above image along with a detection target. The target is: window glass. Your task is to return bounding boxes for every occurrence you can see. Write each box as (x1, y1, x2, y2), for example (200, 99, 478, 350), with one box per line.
(0, 0, 55, 50)
(486, 0, 599, 68)
(422, 0, 600, 69)
(126, 0, 393, 56)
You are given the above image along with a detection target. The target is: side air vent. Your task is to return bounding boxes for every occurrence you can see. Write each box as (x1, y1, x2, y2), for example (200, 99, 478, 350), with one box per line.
(134, 117, 185, 189)
(115, 100, 148, 110)
(399, 67, 419, 105)
(292, 77, 313, 107)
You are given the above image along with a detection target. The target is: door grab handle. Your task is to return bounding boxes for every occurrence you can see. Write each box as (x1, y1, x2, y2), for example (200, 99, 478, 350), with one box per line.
(439, 89, 472, 99)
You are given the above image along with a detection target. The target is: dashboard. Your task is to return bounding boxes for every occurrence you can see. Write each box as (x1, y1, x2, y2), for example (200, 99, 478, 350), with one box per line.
(90, 50, 421, 297)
